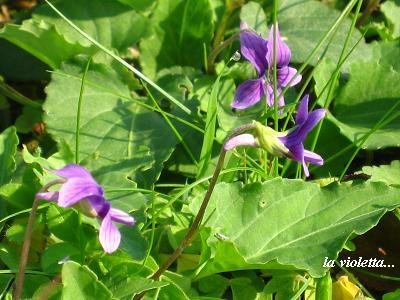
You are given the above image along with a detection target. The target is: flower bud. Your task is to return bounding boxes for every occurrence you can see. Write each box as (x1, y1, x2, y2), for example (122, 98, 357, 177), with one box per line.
(74, 199, 98, 218)
(253, 121, 290, 157)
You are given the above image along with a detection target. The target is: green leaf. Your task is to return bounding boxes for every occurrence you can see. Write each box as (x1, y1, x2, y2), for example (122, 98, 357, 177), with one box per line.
(0, 183, 36, 211)
(117, 0, 156, 12)
(41, 242, 81, 273)
(0, 39, 49, 81)
(198, 274, 229, 298)
(44, 60, 182, 188)
(0, 20, 93, 69)
(15, 106, 43, 134)
(193, 179, 400, 277)
(157, 271, 196, 300)
(230, 276, 267, 300)
(104, 271, 167, 299)
(278, 0, 372, 68)
(307, 118, 356, 178)
(383, 289, 400, 300)
(47, 206, 80, 244)
(33, 0, 149, 51)
(381, 0, 400, 38)
(0, 127, 18, 185)
(372, 40, 400, 71)
(0, 275, 12, 297)
(313, 58, 339, 106)
(119, 226, 148, 261)
(140, 0, 214, 78)
(20, 275, 50, 300)
(61, 261, 113, 300)
(197, 73, 223, 179)
(362, 161, 400, 186)
(329, 60, 400, 149)
(262, 270, 299, 299)
(240, 2, 268, 38)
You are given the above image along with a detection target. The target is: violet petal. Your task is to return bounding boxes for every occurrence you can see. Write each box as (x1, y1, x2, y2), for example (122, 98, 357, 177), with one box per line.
(304, 150, 324, 165)
(58, 178, 103, 207)
(295, 95, 309, 124)
(109, 208, 135, 225)
(240, 22, 268, 76)
(266, 84, 284, 109)
(277, 66, 301, 87)
(267, 23, 291, 68)
(99, 213, 121, 254)
(224, 134, 257, 151)
(52, 164, 95, 181)
(232, 78, 266, 109)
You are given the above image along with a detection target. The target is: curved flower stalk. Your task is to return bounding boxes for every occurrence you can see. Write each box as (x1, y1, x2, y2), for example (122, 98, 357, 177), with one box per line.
(226, 95, 326, 176)
(231, 22, 301, 110)
(36, 164, 135, 253)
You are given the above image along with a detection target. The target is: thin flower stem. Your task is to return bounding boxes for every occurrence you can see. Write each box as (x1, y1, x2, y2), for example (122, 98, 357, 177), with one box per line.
(133, 124, 256, 300)
(149, 123, 255, 280)
(75, 57, 92, 164)
(142, 165, 266, 231)
(149, 150, 226, 280)
(356, 0, 381, 27)
(207, 32, 240, 73)
(207, 1, 238, 73)
(13, 179, 65, 300)
(272, 0, 279, 177)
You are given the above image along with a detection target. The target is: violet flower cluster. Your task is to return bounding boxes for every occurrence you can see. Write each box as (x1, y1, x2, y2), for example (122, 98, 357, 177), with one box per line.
(226, 22, 326, 176)
(36, 164, 135, 253)
(225, 95, 326, 176)
(231, 22, 301, 110)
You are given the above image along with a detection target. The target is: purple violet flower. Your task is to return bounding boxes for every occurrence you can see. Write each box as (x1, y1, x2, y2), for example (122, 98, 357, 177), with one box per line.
(277, 95, 326, 176)
(36, 164, 135, 253)
(224, 133, 257, 151)
(231, 22, 301, 110)
(226, 95, 325, 177)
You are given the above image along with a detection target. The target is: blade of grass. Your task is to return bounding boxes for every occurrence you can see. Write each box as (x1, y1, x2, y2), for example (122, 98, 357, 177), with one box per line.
(143, 165, 267, 231)
(142, 80, 198, 165)
(272, 0, 279, 177)
(339, 99, 400, 181)
(289, 276, 312, 300)
(309, 102, 400, 172)
(196, 67, 226, 179)
(0, 203, 50, 224)
(281, 31, 366, 177)
(278, 0, 359, 101)
(44, 0, 191, 115)
(308, 0, 364, 162)
(75, 57, 91, 164)
(354, 268, 400, 282)
(0, 80, 42, 109)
